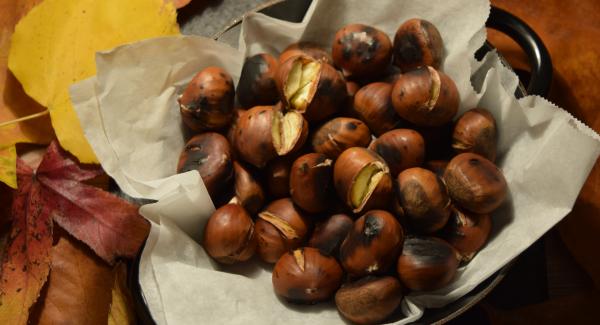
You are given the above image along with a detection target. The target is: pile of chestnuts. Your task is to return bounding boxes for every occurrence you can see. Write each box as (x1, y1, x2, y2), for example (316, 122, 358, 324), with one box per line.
(176, 18, 507, 324)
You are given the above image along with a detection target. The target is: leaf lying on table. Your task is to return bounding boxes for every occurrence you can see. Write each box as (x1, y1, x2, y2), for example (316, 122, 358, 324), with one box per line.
(108, 262, 137, 325)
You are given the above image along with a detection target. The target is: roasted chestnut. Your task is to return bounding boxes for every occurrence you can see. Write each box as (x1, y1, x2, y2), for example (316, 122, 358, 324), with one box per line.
(275, 56, 346, 122)
(396, 167, 451, 234)
(332, 24, 392, 78)
(232, 105, 277, 168)
(265, 157, 293, 199)
(397, 236, 459, 291)
(308, 214, 353, 256)
(272, 247, 343, 304)
(353, 82, 404, 136)
(226, 108, 246, 147)
(441, 207, 492, 262)
(443, 153, 507, 214)
(452, 108, 498, 161)
(424, 160, 449, 178)
(393, 18, 444, 71)
(340, 210, 404, 277)
(334, 148, 393, 213)
(237, 53, 279, 108)
(178, 66, 235, 132)
(271, 107, 309, 156)
(255, 198, 310, 263)
(278, 41, 333, 65)
(335, 276, 403, 325)
(177, 132, 233, 198)
(202, 204, 256, 264)
(368, 129, 425, 176)
(289, 153, 334, 213)
(391, 66, 459, 127)
(231, 161, 265, 215)
(312, 117, 372, 159)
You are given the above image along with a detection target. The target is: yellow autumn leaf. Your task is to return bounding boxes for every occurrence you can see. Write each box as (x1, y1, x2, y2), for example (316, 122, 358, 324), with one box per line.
(0, 146, 17, 188)
(8, 0, 180, 164)
(108, 263, 136, 325)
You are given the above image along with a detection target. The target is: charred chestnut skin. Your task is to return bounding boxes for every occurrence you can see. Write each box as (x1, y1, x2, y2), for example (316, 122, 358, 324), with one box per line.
(335, 276, 403, 325)
(312, 117, 372, 159)
(391, 66, 459, 127)
(443, 153, 507, 214)
(393, 18, 444, 71)
(441, 207, 492, 262)
(308, 214, 353, 257)
(232, 161, 265, 215)
(266, 157, 293, 199)
(353, 82, 404, 136)
(179, 67, 235, 132)
(340, 210, 404, 277)
(177, 132, 233, 198)
(279, 42, 333, 65)
(237, 53, 279, 108)
(397, 167, 451, 234)
(289, 153, 334, 214)
(397, 236, 459, 291)
(232, 105, 277, 168)
(202, 204, 257, 264)
(272, 247, 343, 304)
(452, 108, 498, 161)
(368, 129, 425, 176)
(332, 24, 392, 78)
(255, 198, 310, 263)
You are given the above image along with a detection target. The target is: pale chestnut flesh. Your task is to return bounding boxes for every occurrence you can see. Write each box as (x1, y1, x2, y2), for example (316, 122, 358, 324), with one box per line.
(271, 109, 308, 156)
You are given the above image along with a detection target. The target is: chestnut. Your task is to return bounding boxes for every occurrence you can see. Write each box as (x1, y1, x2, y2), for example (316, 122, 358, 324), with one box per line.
(271, 107, 309, 156)
(331, 24, 392, 78)
(353, 82, 404, 136)
(278, 41, 333, 65)
(441, 207, 492, 262)
(265, 157, 292, 199)
(226, 108, 246, 148)
(339, 210, 404, 277)
(177, 132, 233, 198)
(393, 18, 444, 71)
(232, 105, 277, 168)
(368, 129, 425, 176)
(237, 53, 279, 108)
(452, 108, 498, 161)
(178, 66, 235, 132)
(255, 198, 310, 263)
(397, 236, 459, 291)
(308, 214, 353, 256)
(231, 161, 265, 215)
(311, 117, 372, 159)
(346, 81, 361, 98)
(334, 148, 393, 213)
(275, 56, 346, 122)
(424, 160, 449, 178)
(443, 153, 507, 214)
(391, 66, 459, 127)
(289, 153, 334, 213)
(396, 167, 451, 234)
(272, 247, 343, 304)
(335, 276, 403, 325)
(202, 204, 256, 264)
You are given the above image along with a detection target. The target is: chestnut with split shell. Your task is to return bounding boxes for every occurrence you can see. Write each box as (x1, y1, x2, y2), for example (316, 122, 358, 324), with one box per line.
(278, 41, 333, 65)
(368, 129, 425, 176)
(312, 117, 372, 159)
(452, 108, 498, 161)
(237, 53, 279, 108)
(353, 82, 404, 136)
(332, 23, 392, 78)
(335, 276, 403, 325)
(289, 153, 334, 214)
(441, 207, 492, 262)
(272, 247, 343, 304)
(232, 105, 277, 168)
(230, 161, 265, 215)
(202, 204, 256, 264)
(271, 107, 308, 156)
(393, 18, 444, 71)
(308, 214, 353, 256)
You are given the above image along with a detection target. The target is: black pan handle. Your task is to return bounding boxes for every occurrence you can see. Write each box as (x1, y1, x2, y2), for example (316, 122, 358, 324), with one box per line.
(485, 6, 553, 97)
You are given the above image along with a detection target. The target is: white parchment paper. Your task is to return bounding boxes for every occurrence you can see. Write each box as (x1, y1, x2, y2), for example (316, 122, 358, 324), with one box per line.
(70, 0, 600, 323)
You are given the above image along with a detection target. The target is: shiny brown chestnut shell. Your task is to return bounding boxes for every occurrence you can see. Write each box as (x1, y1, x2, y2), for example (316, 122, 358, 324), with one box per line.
(335, 276, 403, 325)
(308, 214, 353, 256)
(231, 161, 265, 215)
(397, 167, 451, 234)
(334, 148, 393, 213)
(353, 82, 404, 136)
(397, 236, 459, 291)
(202, 204, 257, 264)
(452, 108, 498, 161)
(391, 66, 459, 127)
(177, 132, 233, 198)
(232, 105, 277, 168)
(255, 198, 310, 263)
(289, 153, 334, 214)
(178, 66, 235, 132)
(368, 129, 425, 176)
(265, 157, 293, 199)
(271, 107, 309, 156)
(441, 207, 492, 262)
(278, 41, 333, 65)
(312, 117, 372, 159)
(237, 53, 279, 108)
(424, 160, 449, 178)
(393, 18, 444, 71)
(332, 24, 392, 78)
(272, 247, 343, 304)
(443, 153, 507, 214)
(340, 210, 404, 277)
